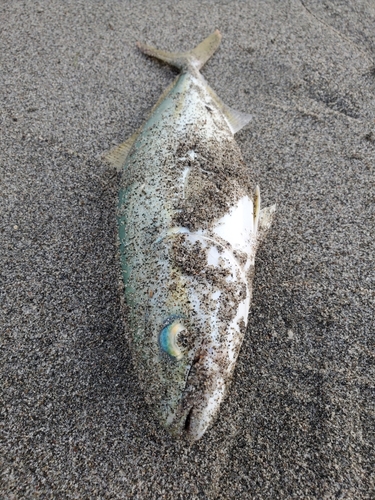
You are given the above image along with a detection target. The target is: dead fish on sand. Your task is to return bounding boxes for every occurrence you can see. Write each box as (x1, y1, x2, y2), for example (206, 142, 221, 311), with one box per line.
(105, 30, 276, 441)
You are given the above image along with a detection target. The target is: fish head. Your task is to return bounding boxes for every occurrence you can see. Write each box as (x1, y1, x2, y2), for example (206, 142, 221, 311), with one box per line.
(125, 192, 264, 441)
(144, 227, 254, 442)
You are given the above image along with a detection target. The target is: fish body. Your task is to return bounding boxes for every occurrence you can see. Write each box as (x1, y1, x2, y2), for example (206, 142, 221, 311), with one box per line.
(107, 31, 275, 441)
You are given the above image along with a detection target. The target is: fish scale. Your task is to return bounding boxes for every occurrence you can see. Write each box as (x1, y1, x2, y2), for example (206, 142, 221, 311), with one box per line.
(105, 30, 276, 441)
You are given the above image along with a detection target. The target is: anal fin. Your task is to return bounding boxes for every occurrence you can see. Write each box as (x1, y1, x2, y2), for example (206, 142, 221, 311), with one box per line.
(207, 84, 252, 134)
(222, 103, 252, 134)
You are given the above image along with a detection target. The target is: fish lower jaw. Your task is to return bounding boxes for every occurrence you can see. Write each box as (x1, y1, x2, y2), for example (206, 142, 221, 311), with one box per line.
(165, 382, 226, 442)
(186, 385, 226, 441)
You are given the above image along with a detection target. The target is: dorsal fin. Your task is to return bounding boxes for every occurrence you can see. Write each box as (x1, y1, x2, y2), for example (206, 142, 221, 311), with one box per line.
(104, 77, 179, 170)
(103, 130, 140, 171)
(137, 30, 222, 72)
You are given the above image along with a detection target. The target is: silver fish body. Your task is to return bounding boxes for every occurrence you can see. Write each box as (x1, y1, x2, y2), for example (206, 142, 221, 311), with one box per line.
(108, 31, 275, 441)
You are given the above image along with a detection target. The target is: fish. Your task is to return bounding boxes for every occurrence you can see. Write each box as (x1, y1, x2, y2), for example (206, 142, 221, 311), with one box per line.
(105, 30, 276, 441)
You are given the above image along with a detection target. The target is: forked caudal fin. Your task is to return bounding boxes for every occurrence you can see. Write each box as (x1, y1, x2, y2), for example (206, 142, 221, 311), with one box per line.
(137, 30, 222, 72)
(137, 30, 252, 134)
(104, 31, 252, 170)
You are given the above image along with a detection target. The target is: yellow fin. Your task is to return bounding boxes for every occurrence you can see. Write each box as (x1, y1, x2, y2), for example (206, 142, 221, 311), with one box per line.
(103, 130, 140, 171)
(253, 185, 276, 239)
(104, 77, 179, 171)
(207, 84, 252, 134)
(137, 30, 222, 72)
(149, 76, 179, 113)
(253, 185, 261, 233)
(258, 204, 276, 238)
(221, 103, 252, 134)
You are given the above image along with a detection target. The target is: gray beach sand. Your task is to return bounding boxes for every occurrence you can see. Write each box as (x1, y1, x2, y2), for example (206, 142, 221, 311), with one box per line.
(1, 1, 374, 498)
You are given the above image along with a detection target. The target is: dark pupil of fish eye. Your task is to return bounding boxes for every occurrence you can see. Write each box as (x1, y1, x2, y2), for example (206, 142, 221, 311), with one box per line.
(177, 329, 189, 349)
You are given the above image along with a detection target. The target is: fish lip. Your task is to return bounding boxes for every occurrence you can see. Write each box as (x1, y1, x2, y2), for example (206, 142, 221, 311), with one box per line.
(163, 352, 201, 437)
(172, 355, 203, 436)
(168, 392, 222, 442)
(167, 402, 201, 442)
(166, 360, 226, 441)
(182, 405, 209, 442)
(165, 389, 194, 436)
(183, 407, 194, 433)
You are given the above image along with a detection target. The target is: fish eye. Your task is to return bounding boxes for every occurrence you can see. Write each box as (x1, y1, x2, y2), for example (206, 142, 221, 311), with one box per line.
(159, 319, 187, 361)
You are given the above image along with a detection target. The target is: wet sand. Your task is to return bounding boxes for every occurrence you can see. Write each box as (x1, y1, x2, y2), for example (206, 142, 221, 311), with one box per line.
(2, 1, 374, 498)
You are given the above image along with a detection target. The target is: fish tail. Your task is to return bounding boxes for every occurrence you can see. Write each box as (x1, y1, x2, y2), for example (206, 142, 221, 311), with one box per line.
(137, 30, 222, 72)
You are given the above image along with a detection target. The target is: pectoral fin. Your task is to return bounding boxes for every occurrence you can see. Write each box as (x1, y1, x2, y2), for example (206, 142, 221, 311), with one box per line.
(258, 204, 276, 240)
(253, 185, 276, 240)
(253, 185, 260, 233)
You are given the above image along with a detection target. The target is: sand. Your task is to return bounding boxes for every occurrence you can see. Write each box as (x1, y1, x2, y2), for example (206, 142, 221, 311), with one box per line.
(1, 1, 374, 498)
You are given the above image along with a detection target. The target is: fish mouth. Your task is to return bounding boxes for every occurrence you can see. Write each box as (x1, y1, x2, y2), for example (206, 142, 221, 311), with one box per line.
(183, 407, 194, 433)
(167, 354, 227, 441)
(170, 386, 226, 441)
